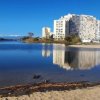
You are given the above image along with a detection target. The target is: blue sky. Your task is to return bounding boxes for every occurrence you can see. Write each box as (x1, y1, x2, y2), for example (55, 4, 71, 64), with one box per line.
(0, 0, 100, 37)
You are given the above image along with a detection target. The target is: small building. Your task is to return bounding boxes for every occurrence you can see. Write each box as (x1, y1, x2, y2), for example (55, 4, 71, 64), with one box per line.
(42, 27, 53, 39)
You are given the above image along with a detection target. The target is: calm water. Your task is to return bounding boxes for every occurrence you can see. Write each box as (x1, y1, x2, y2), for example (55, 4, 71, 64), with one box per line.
(0, 41, 100, 88)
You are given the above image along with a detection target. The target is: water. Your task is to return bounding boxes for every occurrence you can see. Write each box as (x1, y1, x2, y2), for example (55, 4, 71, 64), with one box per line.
(0, 42, 100, 88)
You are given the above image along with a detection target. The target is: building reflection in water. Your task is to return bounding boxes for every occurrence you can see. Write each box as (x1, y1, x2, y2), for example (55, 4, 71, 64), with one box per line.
(42, 43, 51, 57)
(53, 44, 100, 70)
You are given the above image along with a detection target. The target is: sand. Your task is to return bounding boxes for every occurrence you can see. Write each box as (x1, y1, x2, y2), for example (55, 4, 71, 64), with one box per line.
(68, 45, 100, 48)
(0, 85, 100, 100)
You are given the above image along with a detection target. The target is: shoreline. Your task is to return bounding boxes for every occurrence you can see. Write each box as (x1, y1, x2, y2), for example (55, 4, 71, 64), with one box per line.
(0, 82, 100, 100)
(1, 40, 100, 48)
(0, 81, 100, 97)
(68, 44, 100, 48)
(1, 85, 100, 100)
(23, 40, 100, 48)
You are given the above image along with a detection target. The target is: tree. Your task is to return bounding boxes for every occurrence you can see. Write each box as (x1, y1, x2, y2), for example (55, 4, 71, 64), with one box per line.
(65, 34, 81, 43)
(33, 37, 39, 41)
(65, 36, 72, 42)
(28, 32, 34, 38)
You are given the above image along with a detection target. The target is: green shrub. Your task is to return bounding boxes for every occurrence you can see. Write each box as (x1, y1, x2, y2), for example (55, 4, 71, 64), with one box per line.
(65, 35, 81, 44)
(33, 37, 39, 41)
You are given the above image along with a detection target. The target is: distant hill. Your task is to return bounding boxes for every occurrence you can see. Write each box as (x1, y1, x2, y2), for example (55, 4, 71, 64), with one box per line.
(0, 38, 5, 41)
(0, 36, 26, 41)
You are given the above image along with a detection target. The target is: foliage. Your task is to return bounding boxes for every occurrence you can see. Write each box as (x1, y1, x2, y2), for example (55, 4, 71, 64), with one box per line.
(65, 36, 72, 42)
(21, 36, 30, 40)
(65, 35, 81, 43)
(33, 37, 39, 41)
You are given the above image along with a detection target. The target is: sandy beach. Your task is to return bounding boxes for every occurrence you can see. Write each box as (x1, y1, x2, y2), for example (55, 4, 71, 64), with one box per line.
(0, 85, 100, 100)
(68, 45, 100, 48)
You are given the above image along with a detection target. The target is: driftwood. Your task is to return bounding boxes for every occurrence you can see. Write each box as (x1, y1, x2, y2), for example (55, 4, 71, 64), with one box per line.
(0, 81, 100, 97)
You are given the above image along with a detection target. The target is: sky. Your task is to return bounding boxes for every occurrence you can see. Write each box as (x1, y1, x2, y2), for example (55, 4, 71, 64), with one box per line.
(0, 0, 100, 37)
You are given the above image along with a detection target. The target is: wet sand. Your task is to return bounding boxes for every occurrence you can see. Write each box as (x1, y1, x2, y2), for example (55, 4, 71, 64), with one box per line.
(0, 82, 100, 100)
(0, 85, 100, 100)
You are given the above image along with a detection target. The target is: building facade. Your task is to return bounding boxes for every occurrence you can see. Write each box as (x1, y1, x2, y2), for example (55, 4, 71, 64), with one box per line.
(54, 14, 72, 40)
(53, 14, 100, 42)
(96, 20, 100, 40)
(42, 27, 51, 39)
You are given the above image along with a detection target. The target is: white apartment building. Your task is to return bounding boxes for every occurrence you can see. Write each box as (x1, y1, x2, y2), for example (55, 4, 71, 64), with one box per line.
(53, 14, 100, 42)
(42, 27, 53, 39)
(54, 14, 72, 40)
(69, 14, 97, 42)
(96, 20, 100, 40)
